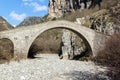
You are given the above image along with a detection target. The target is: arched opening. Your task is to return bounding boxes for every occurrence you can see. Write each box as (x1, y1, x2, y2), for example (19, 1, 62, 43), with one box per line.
(28, 27, 92, 60)
(0, 38, 14, 63)
(28, 28, 63, 58)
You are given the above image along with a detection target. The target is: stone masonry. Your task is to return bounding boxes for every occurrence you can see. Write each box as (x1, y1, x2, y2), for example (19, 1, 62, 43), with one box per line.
(0, 20, 107, 58)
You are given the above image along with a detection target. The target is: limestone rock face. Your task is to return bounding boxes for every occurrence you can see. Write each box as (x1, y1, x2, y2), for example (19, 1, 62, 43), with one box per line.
(48, 0, 66, 18)
(61, 30, 86, 59)
(61, 30, 71, 59)
(76, 8, 120, 35)
(48, 0, 82, 18)
(88, 9, 120, 35)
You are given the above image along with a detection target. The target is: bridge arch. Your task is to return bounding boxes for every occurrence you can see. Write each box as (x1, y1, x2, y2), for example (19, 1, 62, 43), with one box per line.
(27, 21, 95, 58)
(0, 20, 106, 58)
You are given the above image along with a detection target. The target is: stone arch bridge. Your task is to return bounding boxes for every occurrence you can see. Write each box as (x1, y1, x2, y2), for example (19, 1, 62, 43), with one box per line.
(0, 20, 106, 58)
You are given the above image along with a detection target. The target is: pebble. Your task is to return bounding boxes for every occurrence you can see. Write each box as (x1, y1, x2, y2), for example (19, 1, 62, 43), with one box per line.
(0, 54, 110, 80)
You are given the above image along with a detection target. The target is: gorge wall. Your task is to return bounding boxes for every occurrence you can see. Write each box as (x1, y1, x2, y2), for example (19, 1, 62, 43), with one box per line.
(48, 0, 64, 18)
(48, 0, 81, 18)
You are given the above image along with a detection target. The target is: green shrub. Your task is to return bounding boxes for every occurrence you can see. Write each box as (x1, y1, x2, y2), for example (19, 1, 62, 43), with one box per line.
(52, 17, 57, 21)
(79, 57, 90, 61)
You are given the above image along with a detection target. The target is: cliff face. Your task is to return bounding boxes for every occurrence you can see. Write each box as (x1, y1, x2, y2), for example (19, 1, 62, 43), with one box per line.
(48, 0, 78, 18)
(48, 0, 65, 18)
(0, 16, 13, 31)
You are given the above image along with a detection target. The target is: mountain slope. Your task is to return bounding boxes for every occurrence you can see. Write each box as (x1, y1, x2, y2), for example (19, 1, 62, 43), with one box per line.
(17, 17, 44, 27)
(0, 16, 13, 31)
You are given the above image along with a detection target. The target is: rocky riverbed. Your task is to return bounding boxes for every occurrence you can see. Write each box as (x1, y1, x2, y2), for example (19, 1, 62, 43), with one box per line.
(0, 54, 110, 80)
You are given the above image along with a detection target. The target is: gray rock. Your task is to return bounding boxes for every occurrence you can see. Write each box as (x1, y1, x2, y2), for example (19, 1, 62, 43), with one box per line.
(0, 54, 110, 80)
(61, 30, 86, 59)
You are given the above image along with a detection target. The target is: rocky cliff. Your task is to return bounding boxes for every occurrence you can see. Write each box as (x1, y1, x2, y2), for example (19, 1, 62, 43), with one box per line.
(48, 0, 82, 18)
(0, 16, 13, 31)
(48, 0, 65, 18)
(81, 2, 120, 35)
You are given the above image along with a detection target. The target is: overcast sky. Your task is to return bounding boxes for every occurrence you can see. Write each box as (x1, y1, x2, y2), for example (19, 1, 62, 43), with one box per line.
(0, 0, 49, 27)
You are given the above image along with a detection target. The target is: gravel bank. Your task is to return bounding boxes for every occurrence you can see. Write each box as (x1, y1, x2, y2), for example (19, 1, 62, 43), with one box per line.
(0, 54, 110, 80)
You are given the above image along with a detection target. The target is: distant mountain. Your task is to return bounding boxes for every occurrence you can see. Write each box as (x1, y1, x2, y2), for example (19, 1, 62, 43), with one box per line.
(17, 17, 44, 27)
(0, 16, 13, 31)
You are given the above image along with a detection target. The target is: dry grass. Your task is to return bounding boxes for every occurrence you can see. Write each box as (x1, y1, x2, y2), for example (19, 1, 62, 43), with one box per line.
(101, 0, 119, 9)
(0, 52, 12, 64)
(0, 39, 14, 64)
(59, 9, 98, 22)
(30, 37, 62, 53)
(93, 33, 120, 80)
(28, 28, 63, 57)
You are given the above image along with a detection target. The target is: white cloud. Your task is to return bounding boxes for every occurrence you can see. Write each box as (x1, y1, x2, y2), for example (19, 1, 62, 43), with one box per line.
(39, 0, 45, 2)
(23, 2, 30, 6)
(31, 2, 48, 12)
(23, 0, 45, 2)
(12, 25, 16, 27)
(9, 11, 26, 21)
(22, 0, 48, 12)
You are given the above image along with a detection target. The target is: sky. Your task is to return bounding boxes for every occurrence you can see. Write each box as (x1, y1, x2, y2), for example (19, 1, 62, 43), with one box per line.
(0, 0, 49, 27)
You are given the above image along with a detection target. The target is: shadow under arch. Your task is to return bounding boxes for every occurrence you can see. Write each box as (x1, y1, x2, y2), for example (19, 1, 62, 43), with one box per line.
(0, 38, 14, 60)
(27, 27, 93, 59)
